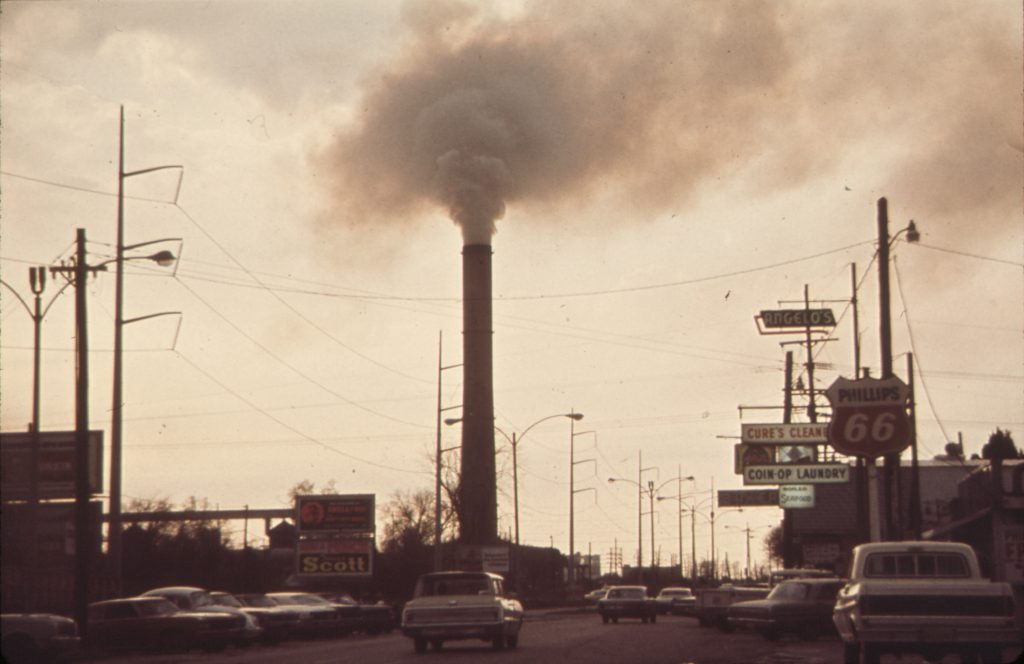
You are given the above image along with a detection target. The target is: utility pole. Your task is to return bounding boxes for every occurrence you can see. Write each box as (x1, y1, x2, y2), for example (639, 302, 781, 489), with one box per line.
(51, 229, 103, 637)
(877, 197, 898, 540)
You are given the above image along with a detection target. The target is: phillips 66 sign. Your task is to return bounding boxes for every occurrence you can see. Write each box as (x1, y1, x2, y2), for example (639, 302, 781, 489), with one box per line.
(825, 376, 911, 457)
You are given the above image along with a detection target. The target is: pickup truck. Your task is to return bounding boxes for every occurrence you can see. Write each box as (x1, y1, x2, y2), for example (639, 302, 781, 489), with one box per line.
(832, 541, 1020, 664)
(401, 571, 523, 653)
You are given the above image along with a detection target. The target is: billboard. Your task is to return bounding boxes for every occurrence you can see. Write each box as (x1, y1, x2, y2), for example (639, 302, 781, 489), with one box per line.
(0, 430, 103, 500)
(296, 537, 373, 577)
(295, 494, 375, 534)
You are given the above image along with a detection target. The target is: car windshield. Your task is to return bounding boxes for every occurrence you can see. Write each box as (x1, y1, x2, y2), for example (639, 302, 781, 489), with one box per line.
(240, 596, 276, 608)
(190, 591, 215, 608)
(212, 594, 242, 608)
(137, 599, 178, 616)
(608, 588, 646, 599)
(660, 589, 691, 598)
(417, 575, 494, 597)
(768, 582, 810, 601)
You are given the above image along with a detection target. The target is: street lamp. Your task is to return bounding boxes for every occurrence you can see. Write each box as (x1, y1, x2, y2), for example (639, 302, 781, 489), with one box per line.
(609, 468, 688, 574)
(109, 105, 184, 595)
(655, 468, 695, 579)
(608, 452, 657, 580)
(445, 411, 582, 584)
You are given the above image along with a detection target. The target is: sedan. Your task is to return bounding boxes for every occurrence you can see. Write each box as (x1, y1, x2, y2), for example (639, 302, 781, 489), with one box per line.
(210, 591, 302, 643)
(654, 587, 696, 615)
(87, 596, 245, 653)
(597, 585, 658, 624)
(727, 577, 847, 641)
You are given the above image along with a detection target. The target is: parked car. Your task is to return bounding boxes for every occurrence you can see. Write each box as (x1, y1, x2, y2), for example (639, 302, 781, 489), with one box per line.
(240, 593, 340, 638)
(597, 585, 658, 624)
(140, 586, 261, 646)
(584, 588, 609, 604)
(728, 577, 847, 641)
(87, 596, 244, 653)
(1, 613, 79, 664)
(210, 591, 302, 643)
(401, 571, 523, 653)
(654, 587, 696, 615)
(265, 592, 349, 637)
(317, 592, 395, 634)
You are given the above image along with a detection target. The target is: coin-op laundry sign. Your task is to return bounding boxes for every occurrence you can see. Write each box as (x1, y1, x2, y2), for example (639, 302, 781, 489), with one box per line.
(743, 463, 850, 485)
(824, 376, 911, 457)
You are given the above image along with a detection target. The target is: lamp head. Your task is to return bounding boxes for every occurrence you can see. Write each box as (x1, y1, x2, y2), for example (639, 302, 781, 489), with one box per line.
(905, 220, 920, 243)
(444, 418, 462, 426)
(148, 250, 177, 266)
(568, 413, 584, 421)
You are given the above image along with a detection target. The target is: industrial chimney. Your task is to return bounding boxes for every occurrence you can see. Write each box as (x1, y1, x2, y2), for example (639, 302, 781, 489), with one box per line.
(459, 243, 497, 545)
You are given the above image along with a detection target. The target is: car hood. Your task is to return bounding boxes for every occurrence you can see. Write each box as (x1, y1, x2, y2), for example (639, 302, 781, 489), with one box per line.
(405, 595, 520, 611)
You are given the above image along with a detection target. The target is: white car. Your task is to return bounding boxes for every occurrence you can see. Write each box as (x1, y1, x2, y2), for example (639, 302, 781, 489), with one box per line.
(654, 587, 696, 615)
(401, 571, 523, 653)
(140, 586, 262, 646)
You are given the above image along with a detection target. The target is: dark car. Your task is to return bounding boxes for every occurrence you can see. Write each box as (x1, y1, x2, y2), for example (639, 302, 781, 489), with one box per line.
(728, 577, 847, 641)
(265, 592, 348, 637)
(210, 591, 302, 643)
(1, 613, 79, 664)
(140, 586, 261, 646)
(597, 585, 658, 624)
(238, 593, 339, 639)
(317, 593, 395, 635)
(87, 596, 245, 653)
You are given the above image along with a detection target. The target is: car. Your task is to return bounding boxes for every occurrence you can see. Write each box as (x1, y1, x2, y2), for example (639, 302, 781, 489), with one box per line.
(401, 571, 524, 653)
(140, 586, 262, 646)
(265, 592, 349, 637)
(1, 613, 80, 664)
(584, 588, 609, 604)
(597, 585, 658, 624)
(317, 592, 395, 634)
(210, 591, 302, 643)
(727, 577, 847, 641)
(654, 587, 695, 615)
(87, 596, 244, 653)
(240, 593, 340, 638)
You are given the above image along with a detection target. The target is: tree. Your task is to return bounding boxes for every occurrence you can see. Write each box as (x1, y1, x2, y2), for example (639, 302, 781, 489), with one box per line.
(381, 489, 435, 554)
(981, 428, 1021, 460)
(764, 525, 785, 568)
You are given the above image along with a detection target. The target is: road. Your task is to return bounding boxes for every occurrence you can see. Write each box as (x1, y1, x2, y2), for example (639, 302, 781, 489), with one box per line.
(88, 611, 846, 664)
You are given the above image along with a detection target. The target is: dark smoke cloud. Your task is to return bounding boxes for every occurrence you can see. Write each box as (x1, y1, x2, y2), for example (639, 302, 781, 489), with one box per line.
(313, 0, 1021, 245)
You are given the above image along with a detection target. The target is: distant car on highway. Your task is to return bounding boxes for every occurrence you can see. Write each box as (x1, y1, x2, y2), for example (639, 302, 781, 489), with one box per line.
(140, 586, 261, 646)
(316, 592, 395, 634)
(654, 587, 695, 615)
(87, 596, 244, 653)
(597, 585, 658, 624)
(728, 577, 846, 641)
(1, 612, 79, 664)
(584, 588, 609, 603)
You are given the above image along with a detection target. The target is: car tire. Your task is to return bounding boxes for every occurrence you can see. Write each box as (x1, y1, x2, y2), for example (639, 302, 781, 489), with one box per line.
(431, 639, 444, 651)
(612, 617, 619, 624)
(650, 613, 657, 624)
(413, 637, 427, 654)
(507, 634, 519, 649)
(758, 627, 780, 641)
(1, 634, 39, 664)
(492, 635, 506, 650)
(842, 642, 859, 664)
(602, 615, 609, 624)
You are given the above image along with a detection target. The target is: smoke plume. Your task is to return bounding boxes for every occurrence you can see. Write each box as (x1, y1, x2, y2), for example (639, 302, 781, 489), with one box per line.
(313, 0, 1021, 245)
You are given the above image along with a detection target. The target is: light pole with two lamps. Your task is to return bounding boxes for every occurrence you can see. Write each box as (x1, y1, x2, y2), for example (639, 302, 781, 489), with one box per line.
(109, 105, 184, 595)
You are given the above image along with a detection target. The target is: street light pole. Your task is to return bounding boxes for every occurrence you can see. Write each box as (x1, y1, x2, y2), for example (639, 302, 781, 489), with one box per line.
(109, 105, 183, 594)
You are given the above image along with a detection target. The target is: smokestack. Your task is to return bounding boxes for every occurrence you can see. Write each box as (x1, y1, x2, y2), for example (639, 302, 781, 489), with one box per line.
(460, 243, 497, 546)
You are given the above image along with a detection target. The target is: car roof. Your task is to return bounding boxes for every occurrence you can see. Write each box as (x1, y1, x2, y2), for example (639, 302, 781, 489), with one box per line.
(143, 586, 206, 594)
(90, 597, 170, 606)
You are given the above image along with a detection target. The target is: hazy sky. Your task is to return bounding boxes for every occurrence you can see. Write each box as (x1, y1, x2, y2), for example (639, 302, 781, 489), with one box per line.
(2, 0, 1021, 574)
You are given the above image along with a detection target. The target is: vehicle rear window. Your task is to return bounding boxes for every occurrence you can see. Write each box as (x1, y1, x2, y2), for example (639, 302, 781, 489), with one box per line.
(864, 552, 970, 578)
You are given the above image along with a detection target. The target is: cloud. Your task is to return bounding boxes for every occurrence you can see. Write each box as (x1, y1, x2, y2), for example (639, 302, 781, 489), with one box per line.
(312, 0, 1020, 247)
